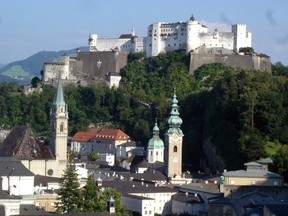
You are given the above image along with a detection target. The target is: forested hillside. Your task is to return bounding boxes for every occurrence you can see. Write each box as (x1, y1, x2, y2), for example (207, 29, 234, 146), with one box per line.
(0, 51, 288, 179)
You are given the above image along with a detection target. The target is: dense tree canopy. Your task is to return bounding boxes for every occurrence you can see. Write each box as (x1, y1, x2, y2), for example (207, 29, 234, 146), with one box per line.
(1, 51, 288, 174)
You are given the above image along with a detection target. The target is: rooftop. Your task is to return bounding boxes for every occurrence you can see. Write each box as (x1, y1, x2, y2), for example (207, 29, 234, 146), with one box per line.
(71, 128, 130, 142)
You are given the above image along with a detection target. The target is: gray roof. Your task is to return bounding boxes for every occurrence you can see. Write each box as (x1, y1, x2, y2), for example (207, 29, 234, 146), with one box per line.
(34, 175, 61, 186)
(223, 170, 283, 179)
(121, 172, 167, 182)
(210, 191, 285, 216)
(244, 161, 262, 166)
(172, 192, 204, 204)
(0, 190, 21, 200)
(102, 180, 177, 194)
(176, 185, 221, 195)
(0, 157, 34, 176)
(18, 204, 54, 215)
(122, 193, 154, 200)
(53, 78, 66, 106)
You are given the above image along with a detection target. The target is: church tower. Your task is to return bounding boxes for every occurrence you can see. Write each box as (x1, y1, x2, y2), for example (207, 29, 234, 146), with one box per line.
(165, 91, 183, 178)
(147, 120, 164, 163)
(50, 78, 68, 162)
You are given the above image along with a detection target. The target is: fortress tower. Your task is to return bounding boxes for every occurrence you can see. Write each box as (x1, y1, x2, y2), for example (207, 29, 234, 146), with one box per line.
(50, 78, 68, 162)
(89, 34, 98, 52)
(232, 24, 252, 52)
(165, 91, 184, 178)
(186, 15, 208, 52)
(147, 120, 164, 163)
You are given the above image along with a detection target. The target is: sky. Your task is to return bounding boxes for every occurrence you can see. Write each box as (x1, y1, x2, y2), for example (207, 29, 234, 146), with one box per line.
(0, 0, 287, 65)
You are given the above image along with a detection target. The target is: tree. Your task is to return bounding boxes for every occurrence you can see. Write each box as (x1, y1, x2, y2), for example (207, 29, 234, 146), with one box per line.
(239, 47, 254, 54)
(56, 165, 82, 213)
(97, 188, 123, 216)
(273, 145, 288, 181)
(87, 152, 100, 161)
(31, 76, 40, 88)
(82, 175, 99, 212)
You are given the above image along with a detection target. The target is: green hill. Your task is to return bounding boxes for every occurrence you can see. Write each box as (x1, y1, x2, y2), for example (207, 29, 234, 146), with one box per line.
(0, 46, 88, 84)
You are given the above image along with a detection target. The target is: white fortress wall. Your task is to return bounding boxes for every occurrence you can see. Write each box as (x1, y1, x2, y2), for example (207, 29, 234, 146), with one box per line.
(96, 38, 132, 52)
(198, 32, 234, 50)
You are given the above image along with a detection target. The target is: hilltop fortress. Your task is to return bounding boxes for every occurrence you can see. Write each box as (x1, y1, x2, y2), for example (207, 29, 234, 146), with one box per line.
(43, 15, 271, 86)
(89, 15, 251, 57)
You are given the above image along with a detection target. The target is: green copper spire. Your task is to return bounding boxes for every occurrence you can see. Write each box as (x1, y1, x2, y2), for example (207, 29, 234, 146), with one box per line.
(167, 90, 183, 135)
(148, 119, 164, 149)
(53, 78, 66, 105)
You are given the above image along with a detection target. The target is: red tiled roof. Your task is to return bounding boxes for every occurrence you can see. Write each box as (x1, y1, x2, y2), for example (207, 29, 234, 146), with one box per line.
(71, 128, 130, 142)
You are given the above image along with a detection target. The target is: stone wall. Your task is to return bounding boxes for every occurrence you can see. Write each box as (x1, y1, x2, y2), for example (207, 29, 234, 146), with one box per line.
(189, 52, 272, 75)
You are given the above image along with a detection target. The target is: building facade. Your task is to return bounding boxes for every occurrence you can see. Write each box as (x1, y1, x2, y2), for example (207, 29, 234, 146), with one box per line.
(71, 128, 131, 157)
(89, 15, 252, 58)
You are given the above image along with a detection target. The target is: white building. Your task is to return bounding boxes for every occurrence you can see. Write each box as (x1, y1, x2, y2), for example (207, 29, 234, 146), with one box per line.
(98, 153, 115, 166)
(71, 128, 131, 157)
(0, 157, 36, 216)
(122, 194, 155, 216)
(116, 141, 144, 161)
(103, 180, 177, 215)
(89, 15, 252, 58)
(0, 157, 34, 196)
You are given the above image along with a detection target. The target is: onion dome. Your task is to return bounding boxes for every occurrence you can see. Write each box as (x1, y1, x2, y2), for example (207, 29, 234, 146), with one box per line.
(167, 91, 183, 135)
(148, 121, 164, 149)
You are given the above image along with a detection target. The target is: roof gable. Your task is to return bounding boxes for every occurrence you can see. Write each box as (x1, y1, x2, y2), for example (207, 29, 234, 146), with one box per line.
(0, 157, 34, 176)
(0, 126, 53, 160)
(71, 128, 130, 142)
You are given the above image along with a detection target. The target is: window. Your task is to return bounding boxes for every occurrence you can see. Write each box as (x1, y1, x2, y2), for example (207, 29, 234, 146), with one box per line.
(173, 146, 177, 152)
(156, 151, 158, 156)
(60, 122, 64, 132)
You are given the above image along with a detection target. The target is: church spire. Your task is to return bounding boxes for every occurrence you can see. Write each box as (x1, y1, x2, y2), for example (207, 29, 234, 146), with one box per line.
(50, 77, 68, 163)
(54, 78, 66, 106)
(167, 89, 183, 135)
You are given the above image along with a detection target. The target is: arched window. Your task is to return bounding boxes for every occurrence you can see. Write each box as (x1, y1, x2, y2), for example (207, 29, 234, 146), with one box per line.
(173, 146, 177, 152)
(156, 151, 158, 156)
(60, 122, 64, 132)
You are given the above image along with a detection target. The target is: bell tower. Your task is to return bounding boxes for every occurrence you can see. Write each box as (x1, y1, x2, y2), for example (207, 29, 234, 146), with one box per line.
(165, 91, 183, 178)
(147, 119, 164, 163)
(50, 78, 68, 162)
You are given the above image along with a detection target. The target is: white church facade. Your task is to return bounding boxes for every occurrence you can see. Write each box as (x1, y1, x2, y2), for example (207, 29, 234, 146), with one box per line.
(89, 15, 252, 57)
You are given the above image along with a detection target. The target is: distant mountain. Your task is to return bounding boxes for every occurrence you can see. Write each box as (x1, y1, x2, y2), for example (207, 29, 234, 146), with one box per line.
(0, 46, 88, 84)
(0, 63, 5, 69)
